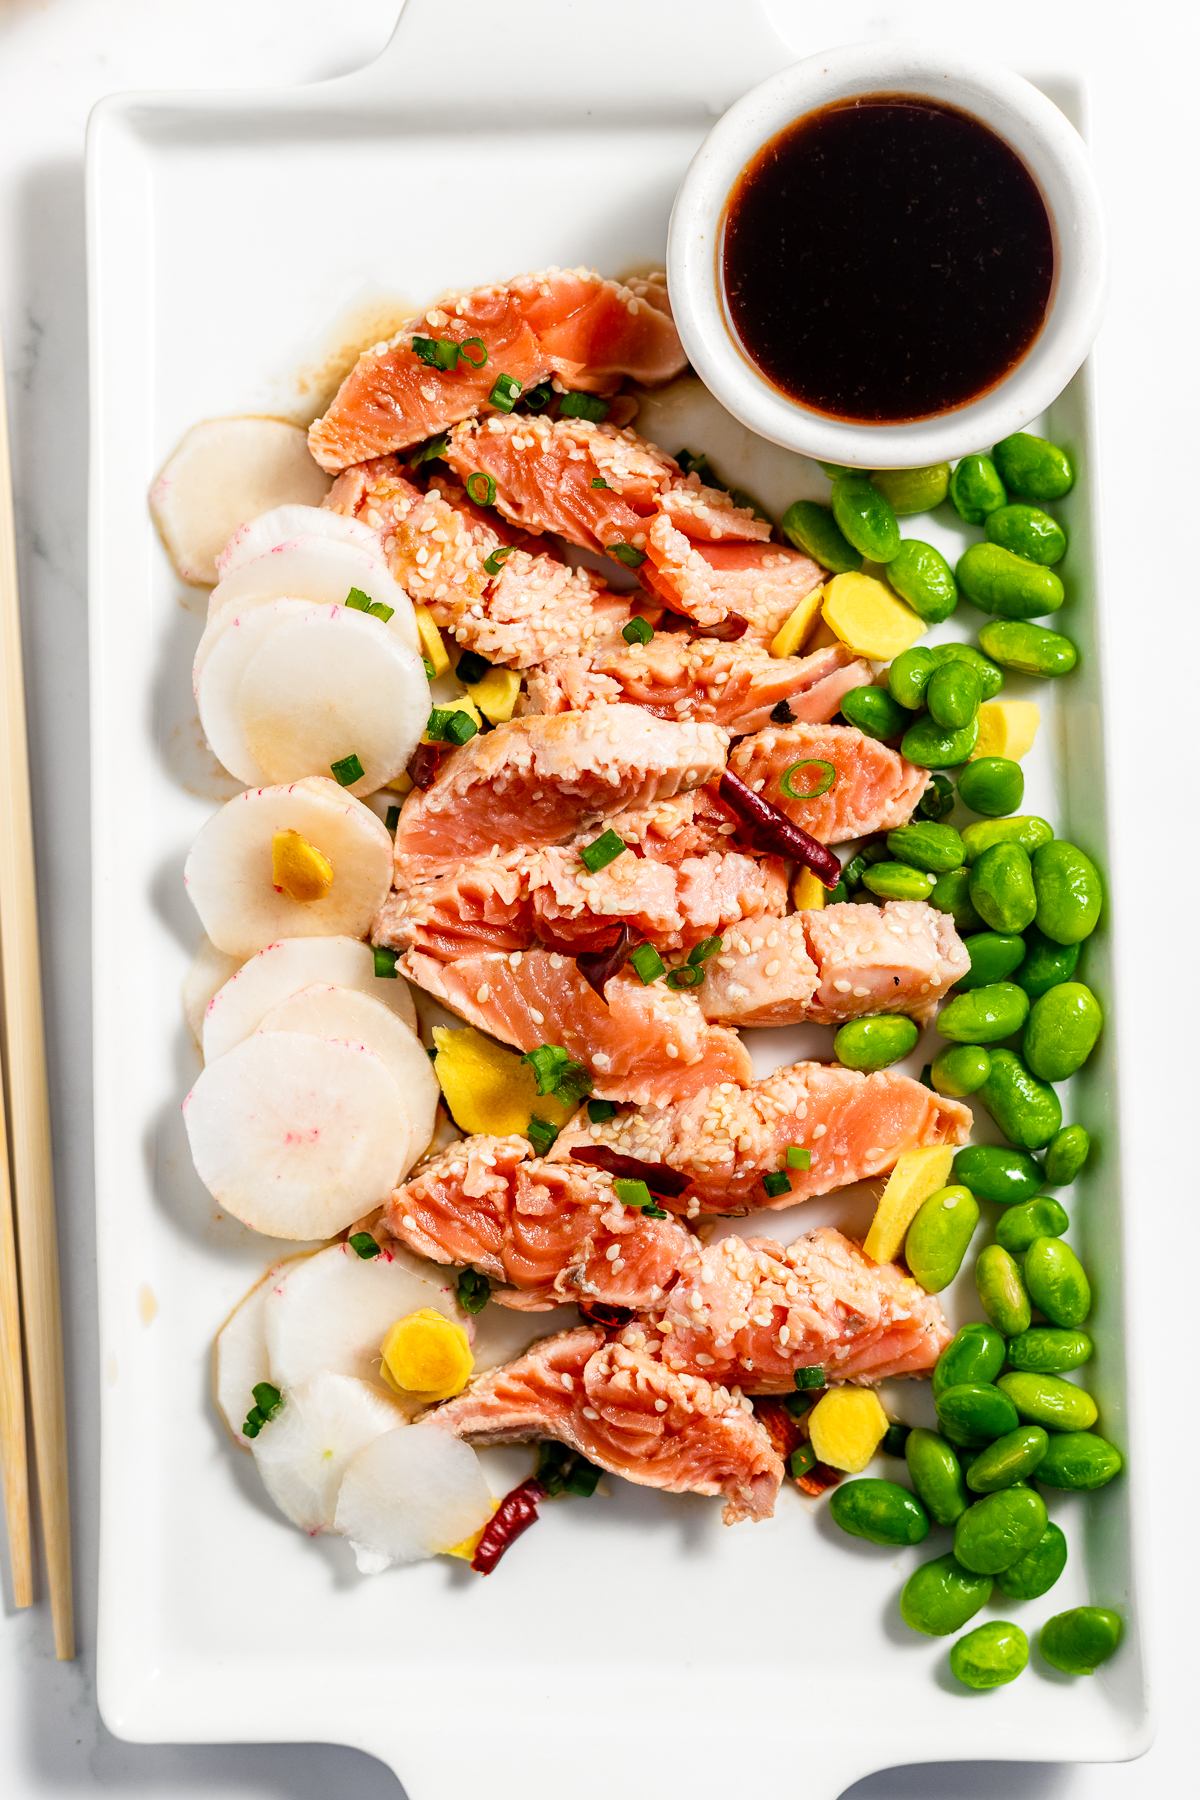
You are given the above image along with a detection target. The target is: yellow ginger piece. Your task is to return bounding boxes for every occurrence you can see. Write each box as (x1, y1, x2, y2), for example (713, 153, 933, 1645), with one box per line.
(381, 1308, 474, 1401)
(444, 1498, 500, 1561)
(432, 1025, 572, 1138)
(386, 770, 414, 796)
(970, 700, 1040, 761)
(270, 828, 333, 903)
(467, 665, 521, 725)
(804, 616, 841, 653)
(413, 603, 450, 675)
(807, 1387, 889, 1474)
(770, 585, 827, 658)
(422, 695, 483, 745)
(862, 1146, 956, 1265)
(792, 867, 827, 910)
(822, 571, 924, 661)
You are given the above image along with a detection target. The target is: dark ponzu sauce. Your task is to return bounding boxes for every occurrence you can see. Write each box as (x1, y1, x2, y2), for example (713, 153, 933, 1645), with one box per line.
(722, 97, 1054, 423)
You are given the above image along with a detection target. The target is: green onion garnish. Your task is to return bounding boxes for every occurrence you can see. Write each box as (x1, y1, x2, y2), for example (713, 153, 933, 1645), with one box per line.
(780, 759, 837, 801)
(368, 600, 394, 623)
(785, 1145, 811, 1170)
(578, 829, 626, 873)
(483, 545, 515, 577)
(612, 1178, 666, 1218)
(564, 1459, 602, 1497)
(688, 936, 722, 967)
(592, 477, 612, 490)
(466, 471, 496, 508)
(537, 1441, 574, 1494)
(348, 1231, 382, 1260)
(587, 1098, 617, 1124)
(676, 448, 716, 485)
(489, 372, 522, 412)
(343, 586, 394, 624)
(385, 804, 401, 834)
(607, 543, 646, 568)
(331, 752, 364, 786)
(458, 337, 488, 369)
(422, 657, 436, 680)
(794, 1366, 825, 1391)
(559, 391, 610, 422)
(412, 335, 441, 367)
(521, 380, 554, 412)
(526, 1114, 560, 1156)
(790, 1443, 817, 1479)
(410, 431, 449, 466)
(762, 1171, 791, 1199)
(456, 650, 491, 685)
(520, 1044, 592, 1107)
(426, 707, 479, 746)
(413, 335, 463, 372)
(253, 1381, 283, 1419)
(919, 1063, 934, 1090)
(622, 616, 654, 646)
(457, 1268, 491, 1314)
(629, 942, 666, 985)
(779, 1392, 811, 1417)
(373, 945, 399, 979)
(665, 965, 703, 990)
(241, 1408, 265, 1439)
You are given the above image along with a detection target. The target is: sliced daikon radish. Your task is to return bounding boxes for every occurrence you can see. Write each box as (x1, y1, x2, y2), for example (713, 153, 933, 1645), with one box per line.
(185, 777, 392, 959)
(470, 1303, 582, 1376)
(217, 503, 381, 582)
(207, 538, 418, 653)
(238, 605, 428, 796)
(150, 420, 331, 586)
(194, 597, 318, 786)
(259, 986, 436, 1168)
(334, 1425, 493, 1571)
(251, 1371, 406, 1532)
(202, 935, 416, 1063)
(183, 1031, 412, 1238)
(263, 1240, 466, 1412)
(183, 937, 241, 1048)
(213, 1257, 295, 1447)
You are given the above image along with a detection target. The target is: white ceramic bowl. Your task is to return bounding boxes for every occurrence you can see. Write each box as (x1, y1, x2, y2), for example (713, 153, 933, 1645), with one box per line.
(667, 40, 1109, 469)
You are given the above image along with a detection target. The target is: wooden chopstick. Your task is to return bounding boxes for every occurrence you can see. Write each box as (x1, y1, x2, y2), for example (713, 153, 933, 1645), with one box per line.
(0, 1044, 31, 1609)
(0, 313, 73, 1658)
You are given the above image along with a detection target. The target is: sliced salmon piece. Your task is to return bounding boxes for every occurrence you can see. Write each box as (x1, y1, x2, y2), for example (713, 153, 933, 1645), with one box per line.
(426, 1325, 783, 1524)
(401, 948, 753, 1105)
(600, 787, 744, 865)
(640, 514, 826, 637)
(729, 720, 930, 843)
(392, 706, 729, 883)
(557, 1062, 972, 1212)
(309, 267, 687, 471)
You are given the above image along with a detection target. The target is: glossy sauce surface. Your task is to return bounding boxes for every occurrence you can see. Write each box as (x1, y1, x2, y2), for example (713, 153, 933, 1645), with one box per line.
(722, 97, 1055, 423)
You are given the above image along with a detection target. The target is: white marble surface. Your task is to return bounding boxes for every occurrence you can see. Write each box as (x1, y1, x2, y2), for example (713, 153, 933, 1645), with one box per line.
(0, 0, 1194, 1793)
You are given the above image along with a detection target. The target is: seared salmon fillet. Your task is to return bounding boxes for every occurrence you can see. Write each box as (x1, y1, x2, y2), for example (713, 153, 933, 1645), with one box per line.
(392, 707, 728, 883)
(640, 515, 826, 637)
(426, 1326, 783, 1524)
(729, 720, 930, 842)
(402, 949, 754, 1105)
(309, 267, 686, 470)
(596, 788, 744, 865)
(556, 1062, 972, 1212)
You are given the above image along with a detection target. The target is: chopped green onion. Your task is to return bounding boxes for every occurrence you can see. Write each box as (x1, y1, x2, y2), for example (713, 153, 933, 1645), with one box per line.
(785, 1145, 811, 1170)
(780, 759, 837, 801)
(840, 852, 869, 890)
(613, 1178, 667, 1218)
(489, 372, 522, 412)
(384, 805, 401, 834)
(422, 657, 437, 680)
(536, 1441, 574, 1494)
(794, 1366, 825, 1391)
(241, 1407, 265, 1439)
(790, 1443, 817, 1479)
(520, 1043, 592, 1107)
(578, 829, 626, 873)
(458, 337, 488, 369)
(607, 543, 646, 568)
(587, 1098, 617, 1123)
(521, 380, 554, 412)
(558, 391, 610, 422)
(919, 1063, 934, 1090)
(252, 1381, 283, 1419)
(410, 431, 449, 466)
(413, 335, 462, 372)
(345, 587, 373, 613)
(591, 476, 612, 490)
(688, 936, 722, 967)
(373, 945, 399, 979)
(564, 1459, 602, 1497)
(367, 600, 394, 623)
(466, 471, 496, 508)
(348, 1231, 382, 1260)
(779, 1391, 811, 1417)
(457, 1268, 491, 1314)
(729, 486, 769, 520)
(665, 965, 703, 990)
(676, 448, 717, 484)
(426, 707, 479, 746)
(331, 751, 364, 786)
(762, 1171, 792, 1199)
(483, 545, 515, 577)
(526, 1114, 559, 1156)
(412, 335, 441, 367)
(622, 616, 654, 646)
(629, 942, 666, 985)
(456, 650, 491, 685)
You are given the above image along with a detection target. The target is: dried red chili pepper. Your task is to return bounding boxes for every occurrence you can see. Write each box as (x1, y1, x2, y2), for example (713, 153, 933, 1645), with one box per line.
(470, 1477, 548, 1574)
(569, 1145, 690, 1197)
(575, 922, 635, 999)
(718, 769, 841, 887)
(407, 742, 450, 790)
(578, 1298, 635, 1329)
(704, 613, 750, 641)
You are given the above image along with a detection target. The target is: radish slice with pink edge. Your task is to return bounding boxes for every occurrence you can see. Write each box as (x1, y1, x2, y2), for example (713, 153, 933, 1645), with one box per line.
(184, 777, 392, 959)
(206, 538, 418, 653)
(251, 1371, 406, 1533)
(237, 605, 428, 796)
(203, 936, 416, 1064)
(183, 1030, 412, 1238)
(183, 937, 241, 1048)
(259, 986, 437, 1169)
(213, 1256, 297, 1448)
(151, 422, 331, 587)
(217, 503, 382, 582)
(194, 598, 318, 786)
(334, 1425, 494, 1571)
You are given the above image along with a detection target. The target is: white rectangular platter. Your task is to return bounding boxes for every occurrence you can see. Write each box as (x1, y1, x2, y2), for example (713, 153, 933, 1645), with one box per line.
(86, 2, 1152, 1792)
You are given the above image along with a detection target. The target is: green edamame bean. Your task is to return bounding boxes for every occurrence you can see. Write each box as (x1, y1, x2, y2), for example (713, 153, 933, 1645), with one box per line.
(1014, 926, 1080, 998)
(938, 981, 1030, 1045)
(952, 1143, 1042, 1204)
(992, 432, 1075, 502)
(869, 464, 950, 515)
(1023, 1237, 1091, 1327)
(904, 1185, 980, 1292)
(829, 1478, 930, 1546)
(932, 1324, 1007, 1400)
(953, 1486, 1048, 1574)
(985, 503, 1067, 567)
(969, 843, 1037, 933)
(997, 1371, 1098, 1432)
(884, 539, 958, 623)
(901, 713, 979, 769)
(936, 1383, 1020, 1448)
(886, 645, 937, 711)
(833, 1014, 920, 1071)
(831, 472, 901, 562)
(1006, 1327, 1092, 1374)
(950, 453, 1007, 524)
(1036, 1431, 1123, 1491)
(995, 1521, 1068, 1601)
(975, 1049, 1062, 1149)
(887, 821, 965, 873)
(781, 499, 861, 573)
(1023, 983, 1103, 1082)
(956, 932, 1027, 991)
(906, 1427, 971, 1524)
(926, 659, 982, 729)
(840, 683, 908, 740)
(1044, 1124, 1090, 1186)
(881, 1423, 911, 1458)
(1039, 1607, 1122, 1676)
(957, 543, 1065, 619)
(949, 1620, 1029, 1689)
(966, 1426, 1049, 1493)
(931, 1043, 991, 1097)
(928, 867, 985, 934)
(1032, 841, 1103, 945)
(994, 1197, 1070, 1256)
(975, 1244, 1032, 1336)
(861, 862, 936, 902)
(916, 772, 956, 822)
(957, 756, 1024, 818)
(931, 642, 1005, 700)
(962, 816, 1054, 863)
(978, 617, 1079, 678)
(900, 1552, 993, 1636)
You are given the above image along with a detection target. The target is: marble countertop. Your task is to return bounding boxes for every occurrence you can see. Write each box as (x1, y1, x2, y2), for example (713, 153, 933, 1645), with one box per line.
(0, 0, 1194, 1794)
